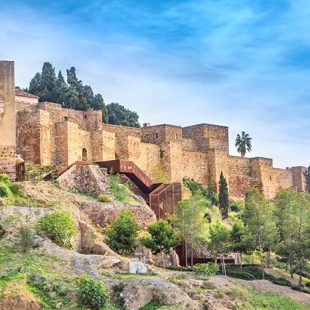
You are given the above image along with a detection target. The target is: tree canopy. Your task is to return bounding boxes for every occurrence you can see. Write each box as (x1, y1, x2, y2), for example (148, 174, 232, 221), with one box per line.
(235, 131, 252, 157)
(27, 62, 140, 127)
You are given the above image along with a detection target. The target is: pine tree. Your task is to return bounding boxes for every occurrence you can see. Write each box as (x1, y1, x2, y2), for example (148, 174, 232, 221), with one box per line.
(219, 172, 229, 219)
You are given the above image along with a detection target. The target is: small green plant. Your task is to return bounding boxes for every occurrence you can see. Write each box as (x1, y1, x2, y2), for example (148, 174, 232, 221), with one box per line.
(78, 275, 110, 309)
(0, 184, 9, 197)
(108, 174, 132, 203)
(18, 225, 35, 253)
(98, 194, 111, 203)
(38, 210, 78, 248)
(193, 263, 219, 278)
(139, 299, 162, 310)
(106, 209, 139, 254)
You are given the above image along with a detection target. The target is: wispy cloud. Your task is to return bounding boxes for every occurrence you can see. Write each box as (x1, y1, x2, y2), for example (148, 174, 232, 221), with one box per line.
(0, 0, 309, 167)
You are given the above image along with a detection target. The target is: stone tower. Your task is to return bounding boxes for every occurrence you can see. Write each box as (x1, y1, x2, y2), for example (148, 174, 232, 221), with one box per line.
(0, 61, 16, 179)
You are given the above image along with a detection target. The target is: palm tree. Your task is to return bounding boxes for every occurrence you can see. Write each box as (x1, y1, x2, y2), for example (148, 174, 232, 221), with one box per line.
(235, 131, 252, 157)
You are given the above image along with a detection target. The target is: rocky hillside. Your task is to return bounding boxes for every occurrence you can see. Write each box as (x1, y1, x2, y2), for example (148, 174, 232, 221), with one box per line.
(0, 166, 309, 309)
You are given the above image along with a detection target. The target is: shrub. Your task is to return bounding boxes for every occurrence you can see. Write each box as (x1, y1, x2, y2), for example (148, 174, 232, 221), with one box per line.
(230, 201, 243, 212)
(78, 275, 110, 309)
(0, 174, 10, 183)
(291, 285, 310, 294)
(18, 225, 35, 253)
(306, 282, 310, 288)
(226, 269, 256, 280)
(98, 194, 111, 203)
(38, 210, 78, 248)
(9, 183, 21, 196)
(193, 263, 219, 278)
(0, 184, 9, 197)
(271, 277, 291, 287)
(106, 209, 139, 254)
(108, 174, 132, 203)
(140, 220, 180, 255)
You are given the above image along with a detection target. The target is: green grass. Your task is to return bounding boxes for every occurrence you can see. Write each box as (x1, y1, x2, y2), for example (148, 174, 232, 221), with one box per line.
(0, 243, 82, 309)
(230, 286, 309, 310)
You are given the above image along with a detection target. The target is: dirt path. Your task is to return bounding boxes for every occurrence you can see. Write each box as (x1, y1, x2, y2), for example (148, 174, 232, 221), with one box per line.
(235, 279, 310, 305)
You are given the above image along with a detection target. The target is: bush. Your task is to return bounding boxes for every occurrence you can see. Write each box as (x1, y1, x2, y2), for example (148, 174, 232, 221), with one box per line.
(140, 220, 180, 255)
(0, 174, 10, 183)
(306, 282, 310, 288)
(18, 225, 35, 253)
(271, 277, 291, 287)
(106, 209, 139, 254)
(98, 194, 111, 203)
(230, 201, 243, 212)
(0, 184, 9, 197)
(38, 210, 78, 248)
(108, 174, 132, 203)
(78, 275, 110, 309)
(9, 183, 21, 196)
(193, 263, 219, 278)
(226, 268, 256, 280)
(291, 285, 310, 294)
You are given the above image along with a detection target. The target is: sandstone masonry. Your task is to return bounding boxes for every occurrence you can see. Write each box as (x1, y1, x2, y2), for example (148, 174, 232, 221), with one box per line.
(0, 60, 305, 197)
(15, 91, 306, 198)
(0, 61, 16, 180)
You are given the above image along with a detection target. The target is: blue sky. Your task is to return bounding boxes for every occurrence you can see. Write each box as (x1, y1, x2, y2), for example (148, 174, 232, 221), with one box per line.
(0, 0, 309, 168)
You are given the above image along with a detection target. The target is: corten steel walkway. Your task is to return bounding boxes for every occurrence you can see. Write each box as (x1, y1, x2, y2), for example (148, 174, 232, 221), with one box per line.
(96, 159, 182, 219)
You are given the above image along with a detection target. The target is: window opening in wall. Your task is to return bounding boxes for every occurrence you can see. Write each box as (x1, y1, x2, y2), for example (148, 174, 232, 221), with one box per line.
(155, 132, 159, 139)
(82, 148, 88, 161)
(175, 133, 178, 139)
(84, 115, 87, 119)
(270, 176, 272, 181)
(64, 116, 68, 122)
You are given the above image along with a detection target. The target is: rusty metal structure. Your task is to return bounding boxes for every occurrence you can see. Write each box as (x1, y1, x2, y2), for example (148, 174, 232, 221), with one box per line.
(96, 159, 182, 219)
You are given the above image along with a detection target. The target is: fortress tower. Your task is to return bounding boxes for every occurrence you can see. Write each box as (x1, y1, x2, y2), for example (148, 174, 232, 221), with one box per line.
(0, 61, 16, 179)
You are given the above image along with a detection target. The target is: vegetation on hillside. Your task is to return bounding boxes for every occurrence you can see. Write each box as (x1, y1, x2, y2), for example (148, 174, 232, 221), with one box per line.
(27, 62, 140, 127)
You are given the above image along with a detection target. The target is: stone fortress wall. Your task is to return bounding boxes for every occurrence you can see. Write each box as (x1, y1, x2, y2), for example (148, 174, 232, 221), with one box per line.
(14, 88, 306, 198)
(0, 61, 16, 180)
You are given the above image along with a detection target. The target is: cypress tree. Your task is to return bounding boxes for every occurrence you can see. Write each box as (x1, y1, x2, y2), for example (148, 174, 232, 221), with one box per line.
(40, 62, 57, 102)
(29, 72, 41, 95)
(56, 71, 69, 106)
(219, 172, 229, 219)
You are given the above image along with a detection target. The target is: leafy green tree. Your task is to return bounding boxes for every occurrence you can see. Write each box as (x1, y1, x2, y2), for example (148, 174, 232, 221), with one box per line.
(243, 188, 277, 279)
(107, 102, 140, 127)
(208, 221, 231, 275)
(275, 191, 310, 286)
(174, 192, 209, 266)
(106, 209, 139, 255)
(230, 219, 248, 268)
(293, 193, 310, 286)
(235, 131, 252, 157)
(140, 220, 180, 256)
(219, 172, 229, 219)
(304, 166, 310, 193)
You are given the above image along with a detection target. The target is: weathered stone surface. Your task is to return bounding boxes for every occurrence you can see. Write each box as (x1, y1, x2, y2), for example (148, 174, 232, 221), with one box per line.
(108, 277, 202, 310)
(129, 261, 148, 274)
(58, 164, 109, 195)
(0, 61, 16, 180)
